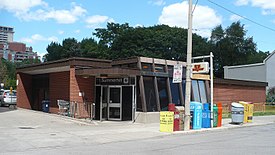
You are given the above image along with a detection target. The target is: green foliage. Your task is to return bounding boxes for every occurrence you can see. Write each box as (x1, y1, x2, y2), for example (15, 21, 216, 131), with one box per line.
(0, 59, 8, 85)
(267, 87, 275, 104)
(0, 58, 41, 89)
(210, 21, 268, 77)
(43, 21, 269, 78)
(95, 23, 211, 60)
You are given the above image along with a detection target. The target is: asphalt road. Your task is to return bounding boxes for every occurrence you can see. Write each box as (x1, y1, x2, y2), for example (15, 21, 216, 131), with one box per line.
(1, 107, 275, 155)
(17, 123, 274, 155)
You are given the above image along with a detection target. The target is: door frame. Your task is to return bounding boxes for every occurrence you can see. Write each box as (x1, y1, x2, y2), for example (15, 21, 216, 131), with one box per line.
(108, 86, 122, 120)
(100, 86, 108, 121)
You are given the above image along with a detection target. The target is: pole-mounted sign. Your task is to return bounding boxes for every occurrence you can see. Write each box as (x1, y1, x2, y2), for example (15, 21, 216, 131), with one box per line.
(172, 64, 182, 83)
(192, 62, 209, 74)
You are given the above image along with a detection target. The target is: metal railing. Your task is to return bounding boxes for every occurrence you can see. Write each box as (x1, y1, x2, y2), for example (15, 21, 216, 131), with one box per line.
(57, 100, 95, 119)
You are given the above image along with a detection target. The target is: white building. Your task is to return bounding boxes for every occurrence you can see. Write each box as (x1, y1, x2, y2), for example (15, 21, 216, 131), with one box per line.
(0, 26, 14, 43)
(224, 51, 275, 90)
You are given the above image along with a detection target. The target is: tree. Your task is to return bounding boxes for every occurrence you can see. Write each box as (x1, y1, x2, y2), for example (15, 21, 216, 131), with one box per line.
(0, 59, 8, 85)
(94, 23, 211, 60)
(44, 42, 63, 61)
(210, 21, 262, 77)
(61, 38, 81, 58)
(93, 22, 132, 47)
(80, 38, 109, 59)
(0, 58, 16, 89)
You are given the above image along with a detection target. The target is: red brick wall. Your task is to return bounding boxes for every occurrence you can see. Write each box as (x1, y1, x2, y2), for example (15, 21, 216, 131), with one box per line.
(8, 42, 26, 52)
(70, 67, 95, 118)
(49, 71, 70, 113)
(214, 84, 266, 105)
(17, 73, 32, 109)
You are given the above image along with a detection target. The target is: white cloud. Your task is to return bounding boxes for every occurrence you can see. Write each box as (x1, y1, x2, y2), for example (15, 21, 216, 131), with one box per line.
(20, 4, 87, 24)
(75, 29, 80, 34)
(158, 1, 222, 38)
(148, 0, 166, 6)
(235, 0, 275, 15)
(0, 1, 86, 24)
(58, 30, 64, 35)
(230, 14, 243, 21)
(21, 34, 58, 44)
(85, 15, 114, 28)
(0, 0, 47, 12)
(251, 1, 275, 15)
(235, 0, 249, 6)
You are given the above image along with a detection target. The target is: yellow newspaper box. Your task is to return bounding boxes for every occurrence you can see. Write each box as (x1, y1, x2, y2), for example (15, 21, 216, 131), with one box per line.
(239, 101, 248, 123)
(160, 111, 174, 132)
(247, 102, 254, 123)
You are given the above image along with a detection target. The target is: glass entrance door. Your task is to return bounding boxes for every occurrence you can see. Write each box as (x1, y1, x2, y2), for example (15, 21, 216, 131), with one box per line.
(100, 86, 108, 121)
(108, 86, 122, 120)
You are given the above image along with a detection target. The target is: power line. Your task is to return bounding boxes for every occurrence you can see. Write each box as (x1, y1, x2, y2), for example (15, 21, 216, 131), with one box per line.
(207, 0, 275, 33)
(192, 0, 199, 14)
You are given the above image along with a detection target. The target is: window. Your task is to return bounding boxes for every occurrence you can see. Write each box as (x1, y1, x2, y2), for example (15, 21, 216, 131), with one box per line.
(155, 64, 165, 72)
(143, 77, 157, 112)
(142, 63, 153, 71)
(170, 78, 181, 106)
(191, 80, 208, 103)
(157, 78, 169, 111)
(168, 66, 173, 76)
(198, 80, 207, 103)
(192, 80, 200, 102)
(136, 77, 143, 112)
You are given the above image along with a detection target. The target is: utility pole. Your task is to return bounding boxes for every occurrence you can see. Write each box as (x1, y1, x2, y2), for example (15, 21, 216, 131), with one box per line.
(184, 0, 193, 131)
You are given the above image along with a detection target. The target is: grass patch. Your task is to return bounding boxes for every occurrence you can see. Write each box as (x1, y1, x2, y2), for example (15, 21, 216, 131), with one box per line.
(222, 105, 275, 118)
(253, 111, 275, 116)
(265, 105, 275, 112)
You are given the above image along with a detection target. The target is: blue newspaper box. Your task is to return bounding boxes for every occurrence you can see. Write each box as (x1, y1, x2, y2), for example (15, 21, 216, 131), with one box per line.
(190, 102, 202, 130)
(202, 103, 211, 128)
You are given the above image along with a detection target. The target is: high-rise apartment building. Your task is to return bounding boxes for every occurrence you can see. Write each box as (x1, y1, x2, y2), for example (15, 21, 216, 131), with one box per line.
(0, 26, 14, 43)
(0, 26, 40, 62)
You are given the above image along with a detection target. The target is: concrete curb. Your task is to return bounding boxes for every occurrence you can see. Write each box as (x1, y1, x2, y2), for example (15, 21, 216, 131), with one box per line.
(14, 108, 275, 135)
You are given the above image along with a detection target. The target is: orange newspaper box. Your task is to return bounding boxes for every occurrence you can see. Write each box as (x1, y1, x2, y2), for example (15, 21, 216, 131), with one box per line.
(217, 102, 223, 127)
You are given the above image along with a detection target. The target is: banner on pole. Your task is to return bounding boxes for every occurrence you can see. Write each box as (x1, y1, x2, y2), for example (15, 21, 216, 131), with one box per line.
(172, 64, 182, 83)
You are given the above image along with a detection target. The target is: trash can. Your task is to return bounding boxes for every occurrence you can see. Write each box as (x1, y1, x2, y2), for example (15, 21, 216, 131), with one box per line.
(190, 102, 202, 130)
(217, 102, 223, 127)
(175, 106, 185, 131)
(168, 103, 180, 131)
(213, 104, 218, 127)
(239, 101, 248, 123)
(247, 102, 254, 123)
(173, 111, 180, 131)
(231, 102, 244, 124)
(42, 100, 50, 113)
(202, 103, 211, 128)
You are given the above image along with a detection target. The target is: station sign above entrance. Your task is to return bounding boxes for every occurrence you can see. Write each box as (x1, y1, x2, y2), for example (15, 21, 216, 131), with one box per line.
(96, 77, 135, 85)
(192, 62, 209, 74)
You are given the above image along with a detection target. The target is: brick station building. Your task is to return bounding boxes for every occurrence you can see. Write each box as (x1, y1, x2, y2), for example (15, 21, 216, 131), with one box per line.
(16, 57, 267, 122)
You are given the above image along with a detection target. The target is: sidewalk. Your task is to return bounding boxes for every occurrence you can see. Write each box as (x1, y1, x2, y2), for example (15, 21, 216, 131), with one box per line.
(2, 108, 275, 145)
(2, 108, 275, 153)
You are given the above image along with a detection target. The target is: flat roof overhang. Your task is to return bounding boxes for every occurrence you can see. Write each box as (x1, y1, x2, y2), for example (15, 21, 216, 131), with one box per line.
(76, 67, 141, 77)
(16, 57, 112, 75)
(214, 78, 268, 87)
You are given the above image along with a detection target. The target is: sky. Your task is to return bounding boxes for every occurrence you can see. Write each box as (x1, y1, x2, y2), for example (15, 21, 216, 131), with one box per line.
(1, 0, 275, 58)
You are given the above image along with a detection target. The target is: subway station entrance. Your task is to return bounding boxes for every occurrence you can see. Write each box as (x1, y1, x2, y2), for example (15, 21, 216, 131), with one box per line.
(95, 77, 136, 121)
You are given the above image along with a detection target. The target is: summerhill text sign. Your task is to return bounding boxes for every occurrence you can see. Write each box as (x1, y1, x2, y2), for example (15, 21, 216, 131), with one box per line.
(96, 77, 135, 85)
